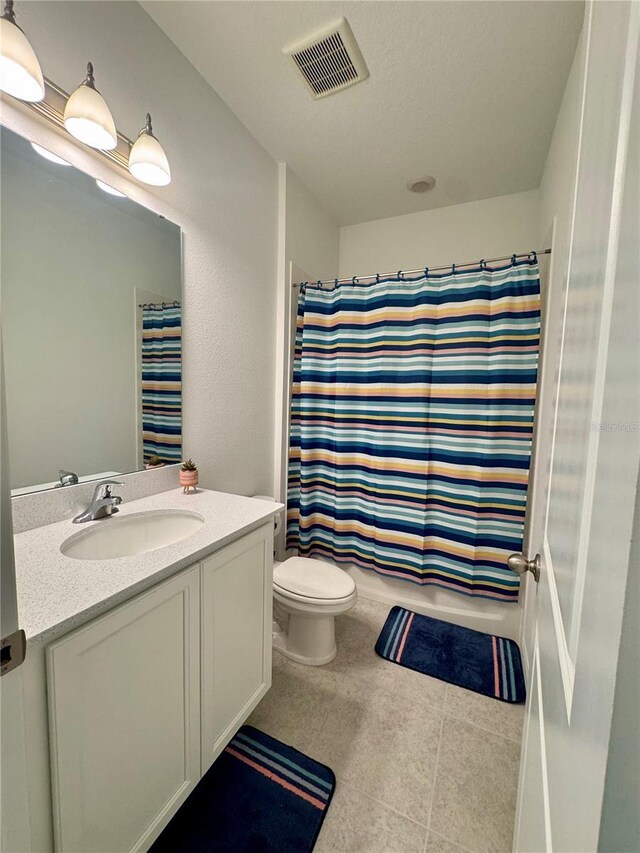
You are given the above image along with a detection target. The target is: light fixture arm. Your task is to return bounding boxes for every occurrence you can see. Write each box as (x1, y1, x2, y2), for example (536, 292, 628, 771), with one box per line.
(2, 0, 17, 24)
(129, 111, 170, 185)
(82, 61, 96, 90)
(139, 112, 154, 138)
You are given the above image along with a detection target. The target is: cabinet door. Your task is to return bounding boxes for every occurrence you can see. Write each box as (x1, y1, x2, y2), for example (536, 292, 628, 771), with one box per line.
(201, 523, 273, 771)
(47, 566, 200, 853)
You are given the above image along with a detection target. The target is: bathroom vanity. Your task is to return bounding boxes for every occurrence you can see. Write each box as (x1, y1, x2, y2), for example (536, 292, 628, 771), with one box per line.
(13, 488, 281, 853)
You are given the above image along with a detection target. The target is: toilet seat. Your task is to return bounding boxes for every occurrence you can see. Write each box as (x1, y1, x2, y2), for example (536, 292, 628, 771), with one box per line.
(273, 582, 356, 607)
(274, 556, 355, 602)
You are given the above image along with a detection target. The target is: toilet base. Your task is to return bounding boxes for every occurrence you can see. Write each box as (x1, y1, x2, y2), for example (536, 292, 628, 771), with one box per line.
(272, 611, 338, 666)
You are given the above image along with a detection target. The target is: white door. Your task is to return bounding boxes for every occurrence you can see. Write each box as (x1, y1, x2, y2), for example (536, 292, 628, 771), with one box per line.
(514, 4, 640, 851)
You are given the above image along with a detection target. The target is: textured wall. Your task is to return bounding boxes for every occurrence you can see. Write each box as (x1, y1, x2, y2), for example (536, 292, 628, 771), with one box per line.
(272, 165, 339, 553)
(338, 189, 540, 278)
(11, 1, 279, 497)
(284, 167, 339, 282)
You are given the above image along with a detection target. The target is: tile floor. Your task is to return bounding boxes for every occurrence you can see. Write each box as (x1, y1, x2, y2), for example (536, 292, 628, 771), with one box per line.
(248, 597, 523, 853)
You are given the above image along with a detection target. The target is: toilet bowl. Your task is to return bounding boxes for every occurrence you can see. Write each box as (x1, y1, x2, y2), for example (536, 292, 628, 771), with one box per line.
(272, 556, 357, 666)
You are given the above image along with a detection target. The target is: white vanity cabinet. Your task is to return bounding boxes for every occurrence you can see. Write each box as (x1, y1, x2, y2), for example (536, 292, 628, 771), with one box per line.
(44, 522, 273, 853)
(201, 525, 273, 771)
(46, 566, 201, 853)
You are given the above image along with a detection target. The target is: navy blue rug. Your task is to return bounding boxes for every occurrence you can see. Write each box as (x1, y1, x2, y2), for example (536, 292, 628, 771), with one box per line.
(375, 606, 526, 703)
(150, 725, 335, 852)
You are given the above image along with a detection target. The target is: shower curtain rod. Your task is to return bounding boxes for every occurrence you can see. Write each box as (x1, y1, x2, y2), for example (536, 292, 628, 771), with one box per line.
(293, 248, 551, 289)
(137, 300, 181, 309)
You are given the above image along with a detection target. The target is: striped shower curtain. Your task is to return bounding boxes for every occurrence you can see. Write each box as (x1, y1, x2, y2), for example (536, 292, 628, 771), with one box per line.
(286, 260, 540, 601)
(141, 302, 182, 463)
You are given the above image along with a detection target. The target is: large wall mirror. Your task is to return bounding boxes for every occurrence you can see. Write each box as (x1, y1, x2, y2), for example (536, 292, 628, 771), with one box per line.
(1, 126, 183, 496)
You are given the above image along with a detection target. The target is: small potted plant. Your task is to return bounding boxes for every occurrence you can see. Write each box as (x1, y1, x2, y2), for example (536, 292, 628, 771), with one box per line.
(145, 454, 165, 470)
(180, 459, 199, 493)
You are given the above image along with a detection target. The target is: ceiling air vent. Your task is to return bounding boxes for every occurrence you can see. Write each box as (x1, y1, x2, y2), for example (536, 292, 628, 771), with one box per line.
(283, 17, 369, 100)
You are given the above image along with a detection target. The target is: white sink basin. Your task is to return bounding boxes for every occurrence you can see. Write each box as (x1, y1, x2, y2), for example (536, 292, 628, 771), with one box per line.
(61, 510, 205, 561)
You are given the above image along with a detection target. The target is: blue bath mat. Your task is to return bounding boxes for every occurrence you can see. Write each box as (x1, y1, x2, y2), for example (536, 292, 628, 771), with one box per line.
(375, 606, 525, 703)
(150, 725, 335, 852)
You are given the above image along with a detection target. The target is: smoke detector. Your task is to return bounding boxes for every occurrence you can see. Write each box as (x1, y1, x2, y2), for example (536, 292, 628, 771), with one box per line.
(283, 17, 369, 100)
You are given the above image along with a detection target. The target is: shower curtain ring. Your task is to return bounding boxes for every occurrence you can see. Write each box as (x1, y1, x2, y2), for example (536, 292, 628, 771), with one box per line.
(529, 250, 537, 262)
(480, 259, 486, 270)
(452, 263, 456, 274)
(352, 276, 357, 285)
(397, 270, 403, 280)
(511, 254, 517, 266)
(376, 273, 380, 283)
(334, 278, 338, 289)
(424, 267, 429, 277)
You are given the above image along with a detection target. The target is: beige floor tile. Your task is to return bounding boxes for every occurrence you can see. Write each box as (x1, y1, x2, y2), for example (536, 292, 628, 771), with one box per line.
(445, 684, 525, 744)
(424, 830, 470, 853)
(429, 719, 520, 853)
(316, 781, 428, 853)
(330, 600, 447, 712)
(311, 677, 442, 824)
(250, 597, 523, 851)
(247, 654, 338, 755)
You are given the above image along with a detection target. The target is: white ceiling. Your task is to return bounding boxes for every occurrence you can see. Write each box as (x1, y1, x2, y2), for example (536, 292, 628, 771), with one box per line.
(143, 1, 583, 226)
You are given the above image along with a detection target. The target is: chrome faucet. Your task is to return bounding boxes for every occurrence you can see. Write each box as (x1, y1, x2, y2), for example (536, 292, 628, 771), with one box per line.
(56, 469, 79, 488)
(72, 480, 124, 523)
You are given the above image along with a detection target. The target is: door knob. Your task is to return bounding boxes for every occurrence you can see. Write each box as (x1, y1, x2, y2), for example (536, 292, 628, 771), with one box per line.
(507, 552, 541, 582)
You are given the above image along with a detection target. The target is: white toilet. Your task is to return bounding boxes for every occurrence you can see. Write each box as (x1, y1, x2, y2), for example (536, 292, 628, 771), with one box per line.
(272, 556, 358, 666)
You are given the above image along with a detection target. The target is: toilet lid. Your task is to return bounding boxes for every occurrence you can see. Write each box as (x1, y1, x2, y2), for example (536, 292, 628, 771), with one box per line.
(274, 557, 356, 600)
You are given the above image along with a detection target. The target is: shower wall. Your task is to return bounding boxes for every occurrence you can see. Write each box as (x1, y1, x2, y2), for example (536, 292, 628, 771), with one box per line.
(338, 189, 540, 277)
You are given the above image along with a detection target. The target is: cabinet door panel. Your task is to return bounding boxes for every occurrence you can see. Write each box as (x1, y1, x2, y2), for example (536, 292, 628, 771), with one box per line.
(47, 567, 200, 853)
(201, 524, 272, 770)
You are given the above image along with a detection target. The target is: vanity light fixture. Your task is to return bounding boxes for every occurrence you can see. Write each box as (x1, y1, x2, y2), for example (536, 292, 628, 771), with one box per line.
(96, 179, 126, 198)
(31, 142, 70, 166)
(128, 113, 171, 186)
(0, 0, 44, 101)
(63, 62, 117, 151)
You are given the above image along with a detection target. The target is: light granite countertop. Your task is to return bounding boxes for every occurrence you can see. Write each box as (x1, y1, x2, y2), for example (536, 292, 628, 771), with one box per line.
(14, 488, 282, 647)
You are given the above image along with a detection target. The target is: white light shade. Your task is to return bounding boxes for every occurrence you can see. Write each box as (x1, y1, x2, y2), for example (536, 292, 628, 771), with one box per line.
(63, 66, 116, 151)
(96, 179, 126, 198)
(31, 142, 70, 166)
(129, 124, 171, 186)
(0, 14, 44, 102)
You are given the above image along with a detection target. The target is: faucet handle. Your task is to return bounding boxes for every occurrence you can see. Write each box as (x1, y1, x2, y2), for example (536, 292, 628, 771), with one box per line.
(93, 479, 124, 499)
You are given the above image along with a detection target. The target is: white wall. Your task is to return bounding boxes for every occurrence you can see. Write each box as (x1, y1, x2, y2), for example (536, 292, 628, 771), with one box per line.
(273, 165, 339, 552)
(7, 1, 279, 497)
(338, 189, 540, 277)
(284, 167, 339, 282)
(538, 23, 588, 263)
